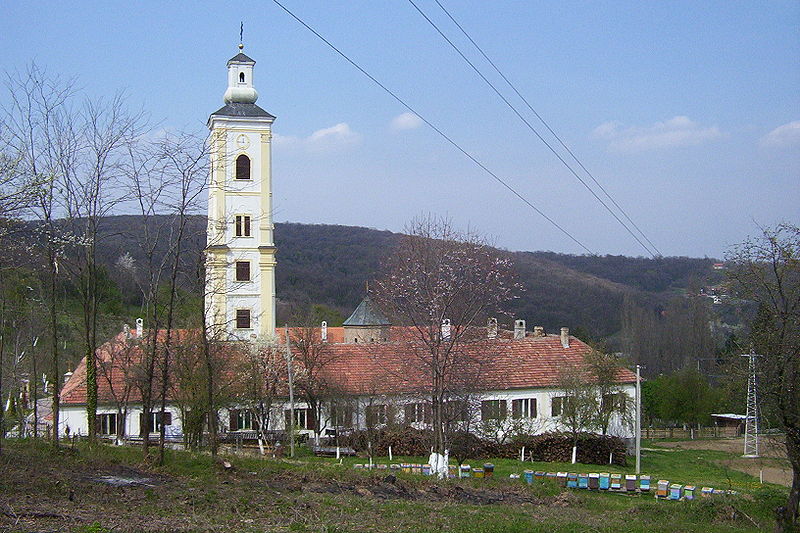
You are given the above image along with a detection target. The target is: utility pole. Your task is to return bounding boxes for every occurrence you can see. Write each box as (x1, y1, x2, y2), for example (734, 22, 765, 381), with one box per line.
(741, 351, 761, 458)
(284, 325, 295, 458)
(635, 364, 642, 475)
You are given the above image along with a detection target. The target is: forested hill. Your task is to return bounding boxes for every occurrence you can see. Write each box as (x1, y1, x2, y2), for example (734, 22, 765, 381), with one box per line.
(86, 216, 722, 338)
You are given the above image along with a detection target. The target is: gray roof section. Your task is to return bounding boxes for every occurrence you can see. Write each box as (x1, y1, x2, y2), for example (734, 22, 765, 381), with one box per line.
(210, 103, 275, 119)
(343, 297, 391, 326)
(228, 52, 255, 64)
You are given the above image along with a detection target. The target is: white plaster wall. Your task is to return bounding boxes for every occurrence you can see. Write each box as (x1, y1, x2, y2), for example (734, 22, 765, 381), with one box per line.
(58, 405, 183, 439)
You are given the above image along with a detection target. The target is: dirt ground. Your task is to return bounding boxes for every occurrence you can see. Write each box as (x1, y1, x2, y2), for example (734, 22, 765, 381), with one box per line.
(656, 437, 793, 487)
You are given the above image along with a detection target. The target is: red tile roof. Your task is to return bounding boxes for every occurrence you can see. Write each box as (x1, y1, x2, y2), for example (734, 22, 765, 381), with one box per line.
(60, 328, 636, 405)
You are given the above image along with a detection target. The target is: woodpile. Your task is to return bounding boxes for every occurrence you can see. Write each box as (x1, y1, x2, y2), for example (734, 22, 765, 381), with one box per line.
(339, 428, 627, 466)
(499, 433, 627, 466)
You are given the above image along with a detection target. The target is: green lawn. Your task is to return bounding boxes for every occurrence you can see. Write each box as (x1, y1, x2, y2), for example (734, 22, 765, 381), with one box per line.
(0, 439, 788, 532)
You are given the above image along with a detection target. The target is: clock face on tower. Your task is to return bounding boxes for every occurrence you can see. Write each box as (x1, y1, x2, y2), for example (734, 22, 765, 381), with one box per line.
(236, 134, 250, 150)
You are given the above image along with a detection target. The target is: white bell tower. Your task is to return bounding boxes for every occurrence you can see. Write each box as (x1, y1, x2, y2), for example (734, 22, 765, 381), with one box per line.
(206, 44, 276, 340)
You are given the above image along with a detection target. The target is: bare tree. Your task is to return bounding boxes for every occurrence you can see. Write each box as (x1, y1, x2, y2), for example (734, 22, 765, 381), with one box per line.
(126, 131, 206, 461)
(726, 223, 800, 530)
(372, 215, 518, 455)
(291, 325, 336, 446)
(584, 349, 632, 435)
(1, 64, 79, 447)
(73, 96, 150, 445)
(555, 364, 598, 460)
(96, 332, 139, 444)
(236, 335, 285, 454)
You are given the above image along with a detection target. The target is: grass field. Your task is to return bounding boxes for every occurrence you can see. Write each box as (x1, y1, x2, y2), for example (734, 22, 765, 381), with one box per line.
(0, 439, 788, 532)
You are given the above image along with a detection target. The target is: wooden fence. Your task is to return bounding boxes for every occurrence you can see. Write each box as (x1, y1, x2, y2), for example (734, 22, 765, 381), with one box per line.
(643, 426, 740, 439)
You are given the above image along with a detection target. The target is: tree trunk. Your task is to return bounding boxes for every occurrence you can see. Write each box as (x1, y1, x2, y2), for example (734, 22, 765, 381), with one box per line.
(777, 433, 800, 531)
(0, 297, 5, 456)
(49, 253, 60, 447)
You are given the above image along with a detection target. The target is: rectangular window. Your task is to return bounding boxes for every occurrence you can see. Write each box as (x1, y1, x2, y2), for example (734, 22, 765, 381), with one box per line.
(330, 402, 354, 428)
(96, 413, 117, 436)
(235, 215, 252, 237)
(602, 393, 626, 413)
(481, 399, 507, 421)
(284, 408, 313, 430)
(235, 309, 251, 329)
(551, 396, 566, 417)
(230, 409, 259, 431)
(140, 411, 172, 434)
(512, 398, 537, 419)
(365, 404, 387, 427)
(444, 400, 469, 422)
(404, 402, 432, 425)
(235, 261, 251, 281)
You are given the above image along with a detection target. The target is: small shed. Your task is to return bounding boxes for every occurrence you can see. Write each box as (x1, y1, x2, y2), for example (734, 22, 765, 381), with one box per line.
(710, 413, 747, 434)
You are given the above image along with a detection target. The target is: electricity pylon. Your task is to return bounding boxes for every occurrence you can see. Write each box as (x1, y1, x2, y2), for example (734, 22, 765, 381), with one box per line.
(741, 351, 762, 458)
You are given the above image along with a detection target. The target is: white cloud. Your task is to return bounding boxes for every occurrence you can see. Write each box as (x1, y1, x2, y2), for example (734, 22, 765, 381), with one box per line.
(390, 112, 423, 131)
(759, 120, 800, 148)
(592, 116, 723, 153)
(274, 122, 360, 153)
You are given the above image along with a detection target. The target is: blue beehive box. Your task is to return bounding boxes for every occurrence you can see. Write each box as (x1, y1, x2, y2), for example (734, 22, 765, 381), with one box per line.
(639, 475, 651, 491)
(578, 474, 589, 489)
(599, 473, 610, 490)
(567, 473, 578, 488)
(669, 484, 683, 500)
(524, 470, 534, 484)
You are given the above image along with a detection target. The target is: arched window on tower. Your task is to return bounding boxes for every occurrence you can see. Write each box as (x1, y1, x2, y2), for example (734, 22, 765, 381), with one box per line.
(235, 154, 250, 180)
(239, 72, 245, 83)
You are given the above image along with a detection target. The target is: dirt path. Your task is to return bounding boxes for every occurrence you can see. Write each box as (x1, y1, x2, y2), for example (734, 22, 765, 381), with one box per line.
(656, 437, 792, 487)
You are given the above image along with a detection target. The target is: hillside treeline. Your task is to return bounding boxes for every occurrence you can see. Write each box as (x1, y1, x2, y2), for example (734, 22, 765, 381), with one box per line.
(8, 215, 730, 341)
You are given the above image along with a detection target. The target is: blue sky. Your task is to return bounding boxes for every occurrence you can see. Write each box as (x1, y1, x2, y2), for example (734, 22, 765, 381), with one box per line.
(2, 1, 797, 258)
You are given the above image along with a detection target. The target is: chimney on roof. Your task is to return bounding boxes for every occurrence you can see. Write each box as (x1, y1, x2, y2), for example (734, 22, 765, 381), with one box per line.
(514, 319, 526, 339)
(136, 318, 143, 338)
(560, 327, 570, 348)
(533, 326, 545, 337)
(321, 321, 328, 343)
(441, 319, 451, 340)
(64, 369, 73, 385)
(123, 324, 131, 340)
(487, 317, 498, 339)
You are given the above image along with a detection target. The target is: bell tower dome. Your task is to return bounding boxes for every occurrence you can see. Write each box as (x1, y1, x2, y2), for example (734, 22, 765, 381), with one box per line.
(224, 44, 259, 104)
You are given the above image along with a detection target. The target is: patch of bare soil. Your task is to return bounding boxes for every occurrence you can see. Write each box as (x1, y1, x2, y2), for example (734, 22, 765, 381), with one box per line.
(301, 474, 546, 505)
(656, 437, 792, 487)
(656, 437, 786, 457)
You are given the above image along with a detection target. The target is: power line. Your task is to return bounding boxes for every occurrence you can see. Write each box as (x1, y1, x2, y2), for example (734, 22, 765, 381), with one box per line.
(270, 0, 594, 255)
(411, 0, 662, 258)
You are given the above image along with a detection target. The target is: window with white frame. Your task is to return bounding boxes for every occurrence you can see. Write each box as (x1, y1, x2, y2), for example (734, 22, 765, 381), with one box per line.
(235, 214, 252, 237)
(140, 411, 172, 434)
(551, 396, 567, 417)
(96, 413, 117, 436)
(511, 398, 537, 419)
(329, 401, 354, 428)
(235, 309, 251, 329)
(481, 399, 507, 421)
(229, 409, 259, 431)
(404, 402, 431, 425)
(284, 408, 313, 430)
(365, 404, 387, 427)
(235, 260, 251, 282)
